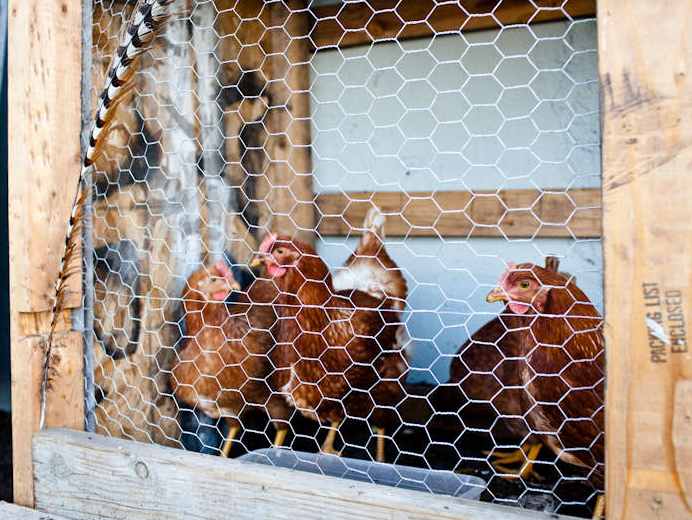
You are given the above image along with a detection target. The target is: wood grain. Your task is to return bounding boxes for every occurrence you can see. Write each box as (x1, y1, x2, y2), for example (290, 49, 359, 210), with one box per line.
(8, 0, 84, 507)
(316, 188, 601, 238)
(309, 0, 597, 50)
(261, 0, 316, 243)
(0, 502, 71, 520)
(673, 381, 692, 511)
(33, 429, 581, 520)
(598, 1, 692, 518)
(8, 0, 83, 312)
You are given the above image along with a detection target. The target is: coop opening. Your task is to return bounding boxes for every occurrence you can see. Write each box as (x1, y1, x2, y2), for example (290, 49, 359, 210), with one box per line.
(87, 0, 603, 517)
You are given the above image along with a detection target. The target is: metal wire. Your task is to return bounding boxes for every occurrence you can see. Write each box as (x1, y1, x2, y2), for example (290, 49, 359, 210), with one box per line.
(86, 1, 603, 516)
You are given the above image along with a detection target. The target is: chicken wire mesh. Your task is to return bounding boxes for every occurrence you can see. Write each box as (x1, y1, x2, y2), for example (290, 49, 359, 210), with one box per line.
(87, 0, 603, 517)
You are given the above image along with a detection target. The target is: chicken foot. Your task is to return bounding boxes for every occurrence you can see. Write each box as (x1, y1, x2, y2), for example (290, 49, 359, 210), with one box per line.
(374, 426, 386, 463)
(592, 495, 605, 519)
(273, 428, 288, 448)
(321, 421, 341, 455)
(486, 442, 544, 480)
(220, 424, 240, 458)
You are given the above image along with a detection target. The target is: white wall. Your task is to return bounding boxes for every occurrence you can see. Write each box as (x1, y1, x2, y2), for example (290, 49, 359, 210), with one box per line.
(309, 20, 601, 383)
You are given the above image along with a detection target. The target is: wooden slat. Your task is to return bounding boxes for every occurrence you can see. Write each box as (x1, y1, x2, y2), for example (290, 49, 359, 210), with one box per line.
(260, 0, 316, 244)
(0, 502, 71, 520)
(8, 0, 85, 507)
(8, 0, 83, 312)
(309, 0, 597, 50)
(33, 429, 580, 520)
(316, 188, 601, 238)
(598, 1, 692, 519)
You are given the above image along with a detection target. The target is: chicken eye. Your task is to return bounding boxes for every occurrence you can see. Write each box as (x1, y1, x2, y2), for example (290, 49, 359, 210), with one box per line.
(275, 248, 285, 255)
(519, 280, 531, 289)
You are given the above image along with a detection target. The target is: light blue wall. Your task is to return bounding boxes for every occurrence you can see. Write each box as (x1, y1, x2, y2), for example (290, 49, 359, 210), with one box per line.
(309, 20, 601, 384)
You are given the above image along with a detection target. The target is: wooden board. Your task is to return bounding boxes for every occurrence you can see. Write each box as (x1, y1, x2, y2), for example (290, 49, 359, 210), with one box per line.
(316, 188, 601, 238)
(309, 0, 597, 50)
(598, 1, 692, 519)
(33, 429, 581, 520)
(8, 0, 85, 507)
(262, 0, 316, 243)
(8, 0, 83, 312)
(0, 502, 71, 520)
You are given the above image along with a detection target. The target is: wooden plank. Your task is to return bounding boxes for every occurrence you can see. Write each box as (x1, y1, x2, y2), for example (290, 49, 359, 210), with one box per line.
(309, 0, 597, 50)
(8, 0, 83, 312)
(8, 0, 85, 507)
(0, 502, 71, 520)
(261, 0, 315, 243)
(598, 1, 692, 519)
(33, 429, 580, 520)
(673, 381, 692, 510)
(316, 188, 601, 238)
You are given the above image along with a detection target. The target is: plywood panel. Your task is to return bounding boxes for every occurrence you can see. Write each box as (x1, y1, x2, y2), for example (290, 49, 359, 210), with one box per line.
(598, 1, 692, 518)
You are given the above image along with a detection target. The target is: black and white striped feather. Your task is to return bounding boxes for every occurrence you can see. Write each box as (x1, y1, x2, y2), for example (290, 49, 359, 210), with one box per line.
(41, 0, 173, 429)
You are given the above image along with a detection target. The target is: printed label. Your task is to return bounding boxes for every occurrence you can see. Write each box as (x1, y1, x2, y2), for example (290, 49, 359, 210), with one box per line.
(642, 283, 688, 363)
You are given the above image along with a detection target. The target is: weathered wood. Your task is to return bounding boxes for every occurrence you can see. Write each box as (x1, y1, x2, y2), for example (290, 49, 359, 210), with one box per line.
(0, 502, 71, 520)
(598, 1, 692, 518)
(673, 381, 692, 510)
(261, 0, 315, 243)
(309, 0, 597, 50)
(33, 429, 579, 520)
(8, 0, 85, 507)
(194, 1, 229, 264)
(8, 0, 83, 313)
(316, 188, 601, 238)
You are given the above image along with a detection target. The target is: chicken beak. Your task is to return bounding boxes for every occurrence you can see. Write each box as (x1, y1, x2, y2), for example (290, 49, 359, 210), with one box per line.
(486, 287, 508, 304)
(249, 256, 264, 269)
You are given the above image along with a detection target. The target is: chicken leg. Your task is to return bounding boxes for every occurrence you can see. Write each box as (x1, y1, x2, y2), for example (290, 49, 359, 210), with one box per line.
(321, 421, 341, 455)
(374, 426, 386, 463)
(220, 425, 239, 458)
(592, 495, 605, 519)
(273, 428, 288, 448)
(487, 442, 543, 480)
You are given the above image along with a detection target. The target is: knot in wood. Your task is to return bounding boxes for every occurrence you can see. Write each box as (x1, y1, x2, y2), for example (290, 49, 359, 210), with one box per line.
(134, 460, 150, 480)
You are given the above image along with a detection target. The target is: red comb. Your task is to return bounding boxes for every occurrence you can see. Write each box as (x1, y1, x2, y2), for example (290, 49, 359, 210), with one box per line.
(258, 233, 277, 254)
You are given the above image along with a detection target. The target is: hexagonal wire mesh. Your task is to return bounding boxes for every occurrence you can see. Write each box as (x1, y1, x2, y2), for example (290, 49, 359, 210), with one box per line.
(87, 0, 603, 517)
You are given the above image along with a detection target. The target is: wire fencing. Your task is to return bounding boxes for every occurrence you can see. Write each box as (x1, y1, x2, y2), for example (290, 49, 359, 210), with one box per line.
(88, 1, 603, 516)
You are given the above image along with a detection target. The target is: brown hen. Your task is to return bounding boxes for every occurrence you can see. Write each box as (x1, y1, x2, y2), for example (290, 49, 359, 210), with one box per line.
(483, 262, 605, 497)
(333, 207, 410, 462)
(449, 257, 564, 474)
(172, 261, 290, 456)
(253, 235, 401, 455)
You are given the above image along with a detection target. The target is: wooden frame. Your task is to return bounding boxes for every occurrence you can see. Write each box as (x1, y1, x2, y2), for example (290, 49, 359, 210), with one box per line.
(7, 0, 692, 518)
(598, 1, 692, 518)
(8, 0, 85, 507)
(30, 429, 577, 520)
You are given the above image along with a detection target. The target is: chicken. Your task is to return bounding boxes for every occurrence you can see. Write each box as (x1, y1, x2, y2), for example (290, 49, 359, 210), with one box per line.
(332, 207, 407, 311)
(252, 235, 401, 455)
(172, 261, 290, 457)
(484, 261, 604, 509)
(333, 207, 410, 462)
(449, 257, 564, 477)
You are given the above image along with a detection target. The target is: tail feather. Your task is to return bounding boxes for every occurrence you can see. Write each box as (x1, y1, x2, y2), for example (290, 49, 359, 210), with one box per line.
(363, 206, 385, 242)
(41, 0, 174, 430)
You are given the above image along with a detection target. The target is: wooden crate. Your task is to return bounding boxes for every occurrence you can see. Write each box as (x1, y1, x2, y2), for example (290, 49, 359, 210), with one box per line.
(7, 0, 692, 518)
